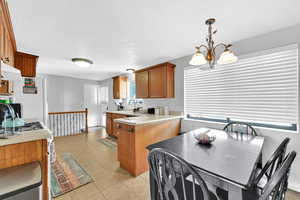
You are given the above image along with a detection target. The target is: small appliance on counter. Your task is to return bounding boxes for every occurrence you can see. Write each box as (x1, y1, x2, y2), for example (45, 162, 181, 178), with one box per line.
(147, 108, 155, 114)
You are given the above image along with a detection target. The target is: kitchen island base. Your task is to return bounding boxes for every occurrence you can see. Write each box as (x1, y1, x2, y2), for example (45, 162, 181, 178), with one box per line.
(116, 119, 181, 176)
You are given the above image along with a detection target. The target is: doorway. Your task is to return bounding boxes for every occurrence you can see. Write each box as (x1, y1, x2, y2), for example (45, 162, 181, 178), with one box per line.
(84, 84, 101, 127)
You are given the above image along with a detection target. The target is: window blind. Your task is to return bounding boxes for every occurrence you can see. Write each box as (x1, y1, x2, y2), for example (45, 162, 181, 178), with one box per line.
(184, 45, 299, 129)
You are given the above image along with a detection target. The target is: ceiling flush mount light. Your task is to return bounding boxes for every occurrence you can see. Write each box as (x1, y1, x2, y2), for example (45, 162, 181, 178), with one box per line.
(126, 68, 135, 74)
(71, 58, 93, 68)
(189, 18, 238, 69)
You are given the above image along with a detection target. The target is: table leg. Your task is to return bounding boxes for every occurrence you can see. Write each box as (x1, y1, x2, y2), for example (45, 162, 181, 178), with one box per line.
(149, 169, 158, 200)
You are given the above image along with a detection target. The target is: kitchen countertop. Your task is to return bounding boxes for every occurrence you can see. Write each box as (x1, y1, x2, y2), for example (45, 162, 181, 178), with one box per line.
(114, 114, 183, 125)
(0, 121, 52, 146)
(106, 110, 143, 116)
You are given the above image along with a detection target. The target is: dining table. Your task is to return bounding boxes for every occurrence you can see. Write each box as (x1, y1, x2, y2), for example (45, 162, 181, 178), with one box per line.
(146, 128, 264, 200)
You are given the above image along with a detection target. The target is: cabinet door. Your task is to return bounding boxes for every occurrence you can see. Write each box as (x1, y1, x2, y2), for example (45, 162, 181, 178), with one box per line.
(113, 76, 127, 99)
(112, 114, 128, 137)
(113, 77, 120, 99)
(117, 124, 133, 171)
(135, 71, 149, 98)
(119, 76, 127, 99)
(14, 52, 38, 77)
(0, 11, 4, 59)
(106, 113, 112, 135)
(149, 66, 166, 98)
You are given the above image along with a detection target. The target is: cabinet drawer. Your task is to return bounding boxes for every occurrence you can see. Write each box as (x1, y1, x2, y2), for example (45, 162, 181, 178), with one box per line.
(114, 123, 134, 133)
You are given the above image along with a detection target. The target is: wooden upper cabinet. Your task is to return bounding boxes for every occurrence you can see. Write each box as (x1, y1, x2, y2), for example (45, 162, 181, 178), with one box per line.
(113, 76, 128, 99)
(0, 10, 4, 59)
(14, 52, 39, 77)
(135, 70, 149, 98)
(135, 62, 175, 98)
(0, 0, 16, 67)
(149, 65, 166, 98)
(4, 30, 14, 66)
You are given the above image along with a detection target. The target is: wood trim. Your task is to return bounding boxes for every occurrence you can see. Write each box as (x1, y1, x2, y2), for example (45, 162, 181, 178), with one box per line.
(85, 108, 88, 133)
(48, 110, 87, 115)
(41, 139, 48, 200)
(0, 0, 16, 51)
(135, 62, 175, 73)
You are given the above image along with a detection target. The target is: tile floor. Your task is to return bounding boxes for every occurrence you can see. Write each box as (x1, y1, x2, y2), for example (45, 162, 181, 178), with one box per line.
(53, 127, 300, 200)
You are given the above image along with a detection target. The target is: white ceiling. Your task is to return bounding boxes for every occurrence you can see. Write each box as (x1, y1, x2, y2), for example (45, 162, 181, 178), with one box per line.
(8, 0, 300, 81)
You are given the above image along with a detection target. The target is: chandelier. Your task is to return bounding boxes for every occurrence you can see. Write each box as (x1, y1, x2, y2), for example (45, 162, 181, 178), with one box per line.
(189, 18, 238, 69)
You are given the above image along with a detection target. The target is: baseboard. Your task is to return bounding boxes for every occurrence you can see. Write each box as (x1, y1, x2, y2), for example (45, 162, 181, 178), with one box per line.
(289, 181, 300, 192)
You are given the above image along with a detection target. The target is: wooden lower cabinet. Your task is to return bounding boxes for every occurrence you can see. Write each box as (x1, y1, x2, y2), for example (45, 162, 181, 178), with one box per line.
(106, 113, 112, 135)
(0, 140, 48, 200)
(106, 113, 130, 138)
(116, 119, 181, 176)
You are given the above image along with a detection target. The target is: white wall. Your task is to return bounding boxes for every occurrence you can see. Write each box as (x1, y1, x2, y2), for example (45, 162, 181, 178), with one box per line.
(46, 75, 101, 127)
(2, 69, 46, 123)
(46, 75, 98, 112)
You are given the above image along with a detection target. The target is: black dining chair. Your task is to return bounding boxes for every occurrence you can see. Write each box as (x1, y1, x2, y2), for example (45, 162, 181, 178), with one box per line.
(223, 121, 261, 169)
(216, 138, 290, 200)
(223, 121, 257, 136)
(243, 151, 297, 200)
(148, 148, 218, 200)
(252, 138, 290, 190)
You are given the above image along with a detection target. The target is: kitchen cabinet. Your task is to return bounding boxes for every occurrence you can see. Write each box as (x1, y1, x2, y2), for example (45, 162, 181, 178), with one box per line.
(135, 62, 175, 98)
(135, 70, 149, 98)
(106, 112, 129, 138)
(115, 123, 134, 171)
(14, 51, 39, 77)
(113, 76, 128, 99)
(0, 0, 16, 67)
(0, 140, 49, 200)
(116, 119, 181, 176)
(4, 30, 14, 66)
(0, 0, 39, 76)
(106, 113, 113, 135)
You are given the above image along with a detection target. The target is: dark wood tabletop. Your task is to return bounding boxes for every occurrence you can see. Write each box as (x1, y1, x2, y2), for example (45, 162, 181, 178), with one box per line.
(147, 128, 264, 187)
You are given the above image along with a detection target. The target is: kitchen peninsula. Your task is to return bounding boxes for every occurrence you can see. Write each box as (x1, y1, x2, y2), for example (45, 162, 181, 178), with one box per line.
(106, 111, 183, 176)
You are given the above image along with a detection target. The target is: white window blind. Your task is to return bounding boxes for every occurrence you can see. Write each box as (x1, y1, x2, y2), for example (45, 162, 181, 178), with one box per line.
(184, 45, 299, 129)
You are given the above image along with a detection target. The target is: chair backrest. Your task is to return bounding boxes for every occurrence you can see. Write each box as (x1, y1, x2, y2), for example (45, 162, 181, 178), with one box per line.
(223, 121, 257, 136)
(259, 151, 296, 200)
(253, 138, 290, 186)
(148, 148, 211, 200)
